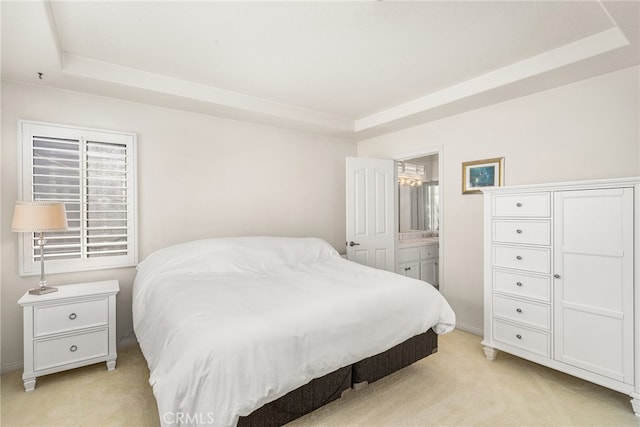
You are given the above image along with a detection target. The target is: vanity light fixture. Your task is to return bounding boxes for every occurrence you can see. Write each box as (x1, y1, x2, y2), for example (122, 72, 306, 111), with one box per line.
(398, 162, 426, 187)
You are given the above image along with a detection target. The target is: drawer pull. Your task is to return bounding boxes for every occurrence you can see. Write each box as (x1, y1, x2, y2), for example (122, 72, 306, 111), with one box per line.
(516, 229, 523, 234)
(69, 313, 77, 320)
(516, 255, 522, 260)
(554, 274, 561, 279)
(516, 202, 522, 207)
(516, 308, 522, 313)
(516, 281, 523, 287)
(70, 345, 78, 352)
(405, 267, 411, 271)
(516, 334, 522, 340)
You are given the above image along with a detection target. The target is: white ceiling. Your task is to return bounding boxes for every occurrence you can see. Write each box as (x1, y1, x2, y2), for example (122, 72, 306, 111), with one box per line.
(2, 1, 639, 140)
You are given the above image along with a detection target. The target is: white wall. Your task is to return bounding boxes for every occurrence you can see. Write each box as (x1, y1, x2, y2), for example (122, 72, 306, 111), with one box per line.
(358, 66, 640, 335)
(1, 81, 356, 370)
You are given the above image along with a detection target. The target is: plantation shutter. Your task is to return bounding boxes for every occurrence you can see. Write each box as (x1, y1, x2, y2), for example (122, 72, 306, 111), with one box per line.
(32, 135, 82, 261)
(19, 121, 137, 275)
(85, 140, 129, 258)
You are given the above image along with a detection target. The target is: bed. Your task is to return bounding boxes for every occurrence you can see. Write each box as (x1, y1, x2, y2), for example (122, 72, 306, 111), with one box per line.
(132, 237, 455, 426)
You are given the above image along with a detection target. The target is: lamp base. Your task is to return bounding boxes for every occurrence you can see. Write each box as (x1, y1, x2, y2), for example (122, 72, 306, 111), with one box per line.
(29, 286, 58, 295)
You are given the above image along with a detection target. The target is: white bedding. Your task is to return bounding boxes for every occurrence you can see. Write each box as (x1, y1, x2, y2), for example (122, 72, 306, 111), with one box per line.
(133, 237, 455, 427)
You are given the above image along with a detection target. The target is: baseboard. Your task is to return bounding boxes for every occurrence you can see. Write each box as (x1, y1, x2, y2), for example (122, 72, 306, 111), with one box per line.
(117, 332, 138, 349)
(454, 323, 483, 337)
(1, 360, 23, 374)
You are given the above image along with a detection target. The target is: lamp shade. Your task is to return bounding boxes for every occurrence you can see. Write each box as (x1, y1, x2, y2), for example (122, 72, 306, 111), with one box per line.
(11, 201, 68, 232)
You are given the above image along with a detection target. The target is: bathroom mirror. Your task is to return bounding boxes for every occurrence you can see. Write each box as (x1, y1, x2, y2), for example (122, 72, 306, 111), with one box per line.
(398, 155, 439, 234)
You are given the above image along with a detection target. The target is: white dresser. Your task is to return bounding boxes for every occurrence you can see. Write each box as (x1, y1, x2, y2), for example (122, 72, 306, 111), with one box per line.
(482, 177, 640, 414)
(18, 280, 119, 391)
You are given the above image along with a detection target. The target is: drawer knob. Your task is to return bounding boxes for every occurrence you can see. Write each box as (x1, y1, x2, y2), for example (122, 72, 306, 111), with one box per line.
(516, 229, 523, 234)
(554, 274, 561, 279)
(69, 313, 77, 320)
(516, 308, 522, 313)
(405, 267, 411, 271)
(516, 281, 523, 287)
(516, 202, 522, 207)
(70, 345, 78, 352)
(516, 255, 522, 260)
(516, 334, 522, 340)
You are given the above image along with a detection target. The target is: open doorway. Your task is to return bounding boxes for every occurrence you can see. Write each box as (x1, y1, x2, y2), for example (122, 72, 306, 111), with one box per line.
(395, 149, 443, 292)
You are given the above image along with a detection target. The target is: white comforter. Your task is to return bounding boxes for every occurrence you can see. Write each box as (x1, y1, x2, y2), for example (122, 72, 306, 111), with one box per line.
(133, 237, 455, 427)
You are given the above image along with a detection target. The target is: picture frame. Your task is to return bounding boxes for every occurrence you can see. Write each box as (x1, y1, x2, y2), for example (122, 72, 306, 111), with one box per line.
(462, 157, 504, 194)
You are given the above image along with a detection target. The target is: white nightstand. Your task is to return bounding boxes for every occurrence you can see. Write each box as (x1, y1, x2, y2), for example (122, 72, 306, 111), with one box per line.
(17, 280, 119, 392)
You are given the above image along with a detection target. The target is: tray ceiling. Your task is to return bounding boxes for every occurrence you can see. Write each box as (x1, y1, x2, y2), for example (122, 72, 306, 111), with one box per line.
(2, 1, 638, 139)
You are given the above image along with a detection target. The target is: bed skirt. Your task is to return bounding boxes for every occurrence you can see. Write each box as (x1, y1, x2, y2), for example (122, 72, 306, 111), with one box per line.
(238, 329, 438, 427)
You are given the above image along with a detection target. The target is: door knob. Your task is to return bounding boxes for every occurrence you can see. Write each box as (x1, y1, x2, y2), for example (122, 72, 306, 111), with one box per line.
(348, 241, 360, 247)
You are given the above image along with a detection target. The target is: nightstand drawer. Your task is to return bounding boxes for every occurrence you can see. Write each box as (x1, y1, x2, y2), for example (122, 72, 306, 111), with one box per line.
(34, 329, 109, 371)
(34, 298, 108, 337)
(493, 245, 550, 274)
(493, 295, 550, 330)
(493, 319, 550, 358)
(493, 192, 550, 217)
(493, 220, 550, 245)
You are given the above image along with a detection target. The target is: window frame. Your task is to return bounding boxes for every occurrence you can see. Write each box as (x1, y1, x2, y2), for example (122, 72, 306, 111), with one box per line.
(17, 120, 138, 276)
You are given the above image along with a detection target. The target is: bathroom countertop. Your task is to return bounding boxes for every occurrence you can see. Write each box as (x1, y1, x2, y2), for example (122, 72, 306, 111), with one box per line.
(397, 237, 439, 248)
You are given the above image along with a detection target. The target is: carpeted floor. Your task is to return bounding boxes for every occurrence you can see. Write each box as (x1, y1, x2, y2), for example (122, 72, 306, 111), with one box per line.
(1, 329, 638, 426)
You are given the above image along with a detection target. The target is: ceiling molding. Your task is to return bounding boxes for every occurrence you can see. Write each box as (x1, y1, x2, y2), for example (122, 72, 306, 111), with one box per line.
(61, 25, 630, 137)
(354, 26, 629, 132)
(62, 53, 353, 133)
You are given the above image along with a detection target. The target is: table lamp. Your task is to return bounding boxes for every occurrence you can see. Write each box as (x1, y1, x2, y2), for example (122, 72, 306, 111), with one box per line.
(11, 201, 68, 295)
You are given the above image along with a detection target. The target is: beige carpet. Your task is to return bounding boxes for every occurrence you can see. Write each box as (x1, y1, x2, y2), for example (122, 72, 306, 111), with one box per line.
(1, 329, 638, 426)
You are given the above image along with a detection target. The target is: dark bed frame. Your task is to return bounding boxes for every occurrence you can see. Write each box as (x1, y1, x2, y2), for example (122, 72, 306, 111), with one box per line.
(238, 329, 438, 427)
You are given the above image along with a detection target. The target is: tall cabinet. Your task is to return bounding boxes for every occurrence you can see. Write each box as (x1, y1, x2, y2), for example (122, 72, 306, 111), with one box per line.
(481, 177, 640, 414)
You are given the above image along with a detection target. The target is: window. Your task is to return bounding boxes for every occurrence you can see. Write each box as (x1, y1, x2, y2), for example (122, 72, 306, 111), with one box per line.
(18, 120, 137, 275)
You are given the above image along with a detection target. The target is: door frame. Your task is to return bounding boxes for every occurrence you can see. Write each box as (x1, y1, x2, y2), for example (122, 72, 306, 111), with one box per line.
(393, 146, 444, 293)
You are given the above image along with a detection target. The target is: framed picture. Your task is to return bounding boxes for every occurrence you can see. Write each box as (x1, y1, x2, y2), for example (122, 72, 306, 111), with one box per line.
(462, 157, 504, 194)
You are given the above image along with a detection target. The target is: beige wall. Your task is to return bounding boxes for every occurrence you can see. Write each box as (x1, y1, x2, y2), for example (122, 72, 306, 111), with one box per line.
(358, 66, 640, 335)
(1, 81, 356, 370)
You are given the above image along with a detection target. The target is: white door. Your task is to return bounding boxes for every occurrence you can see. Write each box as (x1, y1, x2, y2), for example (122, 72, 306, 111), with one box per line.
(345, 157, 396, 271)
(553, 187, 634, 383)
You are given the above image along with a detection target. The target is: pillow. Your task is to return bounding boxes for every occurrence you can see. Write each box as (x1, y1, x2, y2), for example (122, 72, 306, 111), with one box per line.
(136, 236, 339, 280)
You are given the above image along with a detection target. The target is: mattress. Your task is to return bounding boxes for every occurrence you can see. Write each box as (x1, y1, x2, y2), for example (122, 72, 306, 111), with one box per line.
(133, 237, 455, 426)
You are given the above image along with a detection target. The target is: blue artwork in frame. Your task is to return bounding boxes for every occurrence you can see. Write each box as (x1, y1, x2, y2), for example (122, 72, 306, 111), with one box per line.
(462, 157, 504, 194)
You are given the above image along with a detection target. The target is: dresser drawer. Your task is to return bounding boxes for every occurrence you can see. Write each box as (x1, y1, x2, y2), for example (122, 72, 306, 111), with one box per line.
(493, 270, 551, 302)
(493, 295, 550, 330)
(493, 319, 550, 358)
(493, 220, 550, 245)
(493, 193, 550, 217)
(493, 245, 551, 274)
(34, 298, 108, 337)
(34, 329, 109, 371)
